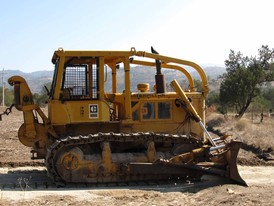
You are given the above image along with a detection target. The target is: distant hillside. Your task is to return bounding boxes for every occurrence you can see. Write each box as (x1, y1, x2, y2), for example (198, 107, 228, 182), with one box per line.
(4, 70, 53, 93)
(3, 66, 225, 93)
(105, 66, 225, 92)
(202, 66, 226, 79)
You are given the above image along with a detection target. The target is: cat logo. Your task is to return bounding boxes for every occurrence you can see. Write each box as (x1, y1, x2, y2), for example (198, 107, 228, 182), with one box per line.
(89, 104, 99, 119)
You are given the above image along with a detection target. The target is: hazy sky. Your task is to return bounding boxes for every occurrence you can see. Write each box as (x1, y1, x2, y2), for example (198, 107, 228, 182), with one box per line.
(1, 0, 274, 72)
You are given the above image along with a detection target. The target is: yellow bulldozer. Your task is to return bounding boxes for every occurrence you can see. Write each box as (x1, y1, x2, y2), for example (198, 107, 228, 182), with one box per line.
(2, 47, 246, 186)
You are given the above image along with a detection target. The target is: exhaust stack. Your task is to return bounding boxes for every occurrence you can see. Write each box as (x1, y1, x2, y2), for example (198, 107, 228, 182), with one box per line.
(151, 47, 166, 93)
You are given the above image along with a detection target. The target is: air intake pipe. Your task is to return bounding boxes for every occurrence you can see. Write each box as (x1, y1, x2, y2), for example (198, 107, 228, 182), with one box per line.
(151, 47, 166, 93)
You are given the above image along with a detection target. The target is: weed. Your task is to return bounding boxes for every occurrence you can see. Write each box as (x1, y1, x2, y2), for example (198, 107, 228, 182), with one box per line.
(18, 176, 32, 192)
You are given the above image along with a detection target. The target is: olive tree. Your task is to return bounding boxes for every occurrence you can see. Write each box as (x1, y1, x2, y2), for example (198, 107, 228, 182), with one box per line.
(219, 45, 274, 118)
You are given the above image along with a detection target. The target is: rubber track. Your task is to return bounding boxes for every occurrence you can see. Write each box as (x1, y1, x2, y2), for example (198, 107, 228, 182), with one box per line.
(46, 132, 202, 186)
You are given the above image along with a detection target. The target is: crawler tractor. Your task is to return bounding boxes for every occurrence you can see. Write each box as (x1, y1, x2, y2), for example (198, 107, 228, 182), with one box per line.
(3, 47, 246, 185)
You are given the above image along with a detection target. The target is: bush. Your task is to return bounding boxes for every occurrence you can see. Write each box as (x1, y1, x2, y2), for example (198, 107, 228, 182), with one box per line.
(235, 119, 249, 131)
(206, 113, 226, 128)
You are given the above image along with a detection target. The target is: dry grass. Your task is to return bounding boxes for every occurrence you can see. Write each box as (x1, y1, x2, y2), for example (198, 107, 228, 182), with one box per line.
(206, 112, 274, 152)
(237, 118, 274, 151)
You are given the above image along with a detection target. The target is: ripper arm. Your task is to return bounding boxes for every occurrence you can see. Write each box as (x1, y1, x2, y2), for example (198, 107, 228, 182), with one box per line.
(8, 76, 57, 149)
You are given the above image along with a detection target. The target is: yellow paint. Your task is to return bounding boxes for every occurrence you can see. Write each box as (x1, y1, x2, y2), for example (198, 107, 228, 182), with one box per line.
(8, 47, 207, 157)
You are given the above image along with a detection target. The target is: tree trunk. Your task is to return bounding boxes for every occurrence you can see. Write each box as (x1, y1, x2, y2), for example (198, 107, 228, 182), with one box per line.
(236, 99, 252, 119)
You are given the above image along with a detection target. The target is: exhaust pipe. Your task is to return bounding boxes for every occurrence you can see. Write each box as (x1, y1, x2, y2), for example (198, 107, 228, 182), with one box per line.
(151, 47, 166, 93)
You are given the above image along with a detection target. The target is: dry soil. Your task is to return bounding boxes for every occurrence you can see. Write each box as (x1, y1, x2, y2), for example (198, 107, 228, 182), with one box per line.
(0, 108, 273, 205)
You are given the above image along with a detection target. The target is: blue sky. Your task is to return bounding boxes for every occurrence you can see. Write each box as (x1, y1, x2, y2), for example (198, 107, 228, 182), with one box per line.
(1, 0, 274, 72)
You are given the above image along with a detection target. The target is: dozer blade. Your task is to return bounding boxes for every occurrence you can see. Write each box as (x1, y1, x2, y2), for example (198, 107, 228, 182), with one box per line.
(170, 79, 247, 186)
(129, 140, 247, 186)
(225, 140, 247, 186)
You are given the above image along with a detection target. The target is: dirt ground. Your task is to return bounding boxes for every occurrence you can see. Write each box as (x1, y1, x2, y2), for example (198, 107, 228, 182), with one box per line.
(0, 108, 274, 205)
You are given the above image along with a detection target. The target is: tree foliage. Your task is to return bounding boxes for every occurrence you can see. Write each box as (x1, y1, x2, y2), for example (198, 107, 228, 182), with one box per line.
(194, 79, 202, 92)
(33, 82, 51, 107)
(206, 91, 220, 106)
(259, 87, 274, 112)
(219, 45, 274, 118)
(0, 87, 14, 106)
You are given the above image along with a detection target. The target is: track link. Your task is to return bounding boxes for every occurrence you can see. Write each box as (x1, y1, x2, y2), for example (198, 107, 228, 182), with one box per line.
(46, 132, 202, 185)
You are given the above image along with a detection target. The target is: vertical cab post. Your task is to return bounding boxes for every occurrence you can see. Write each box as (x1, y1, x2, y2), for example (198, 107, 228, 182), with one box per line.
(123, 57, 132, 120)
(98, 57, 105, 100)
